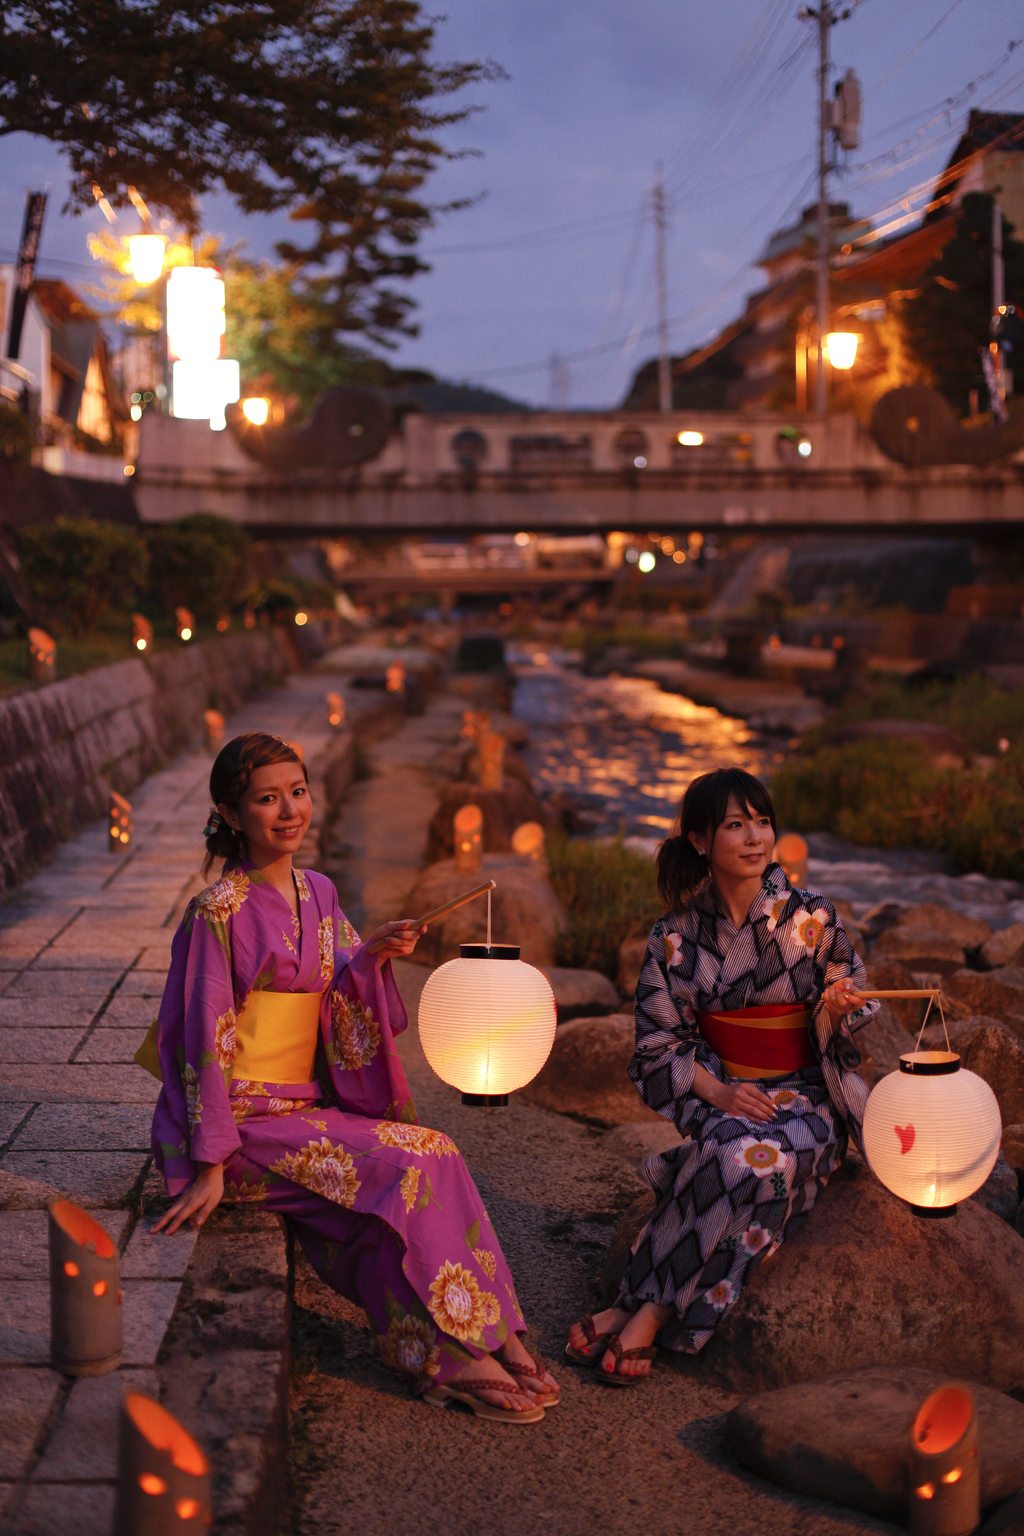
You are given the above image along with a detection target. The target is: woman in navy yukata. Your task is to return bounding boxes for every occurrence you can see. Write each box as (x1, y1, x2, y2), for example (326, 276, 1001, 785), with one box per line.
(567, 767, 877, 1385)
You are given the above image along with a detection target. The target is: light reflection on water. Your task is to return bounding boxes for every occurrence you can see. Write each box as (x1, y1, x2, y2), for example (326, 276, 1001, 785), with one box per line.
(512, 660, 776, 839)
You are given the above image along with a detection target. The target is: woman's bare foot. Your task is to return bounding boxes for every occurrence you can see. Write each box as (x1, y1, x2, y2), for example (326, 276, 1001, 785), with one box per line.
(448, 1353, 538, 1412)
(598, 1301, 672, 1380)
(567, 1306, 633, 1361)
(497, 1335, 559, 1398)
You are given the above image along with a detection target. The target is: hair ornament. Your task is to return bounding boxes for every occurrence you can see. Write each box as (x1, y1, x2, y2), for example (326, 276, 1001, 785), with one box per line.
(202, 810, 224, 838)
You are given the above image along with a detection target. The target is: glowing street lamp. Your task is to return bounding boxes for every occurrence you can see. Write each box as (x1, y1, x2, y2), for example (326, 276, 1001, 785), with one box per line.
(677, 430, 704, 446)
(241, 397, 270, 425)
(127, 235, 166, 286)
(825, 331, 859, 370)
(638, 550, 656, 573)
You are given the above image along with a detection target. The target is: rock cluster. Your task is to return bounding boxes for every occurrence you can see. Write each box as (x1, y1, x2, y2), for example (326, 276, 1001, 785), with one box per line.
(519, 1015, 663, 1127)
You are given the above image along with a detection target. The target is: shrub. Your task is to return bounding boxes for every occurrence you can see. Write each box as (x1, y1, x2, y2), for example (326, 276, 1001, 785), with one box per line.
(0, 401, 34, 463)
(547, 834, 663, 978)
(17, 517, 148, 637)
(147, 513, 249, 623)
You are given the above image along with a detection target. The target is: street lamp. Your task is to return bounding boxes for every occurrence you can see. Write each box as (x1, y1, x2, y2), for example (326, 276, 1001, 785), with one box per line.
(241, 397, 270, 425)
(825, 332, 859, 371)
(127, 235, 166, 286)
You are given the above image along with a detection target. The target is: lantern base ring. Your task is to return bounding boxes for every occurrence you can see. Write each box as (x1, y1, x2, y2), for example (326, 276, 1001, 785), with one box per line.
(461, 1093, 510, 1107)
(910, 1202, 957, 1219)
(51, 1348, 123, 1377)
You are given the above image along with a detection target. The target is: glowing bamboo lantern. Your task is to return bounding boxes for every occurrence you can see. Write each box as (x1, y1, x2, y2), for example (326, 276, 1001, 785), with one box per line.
(511, 821, 545, 861)
(862, 1051, 1000, 1217)
(28, 627, 56, 682)
(48, 1199, 122, 1375)
(775, 831, 808, 888)
(453, 804, 483, 872)
(244, 608, 257, 630)
(203, 709, 225, 753)
(132, 614, 153, 652)
(114, 1391, 211, 1535)
(477, 733, 505, 791)
(326, 691, 345, 727)
(386, 662, 406, 693)
(909, 1382, 979, 1534)
(175, 607, 195, 642)
(216, 613, 230, 633)
(461, 709, 490, 741)
(109, 791, 133, 852)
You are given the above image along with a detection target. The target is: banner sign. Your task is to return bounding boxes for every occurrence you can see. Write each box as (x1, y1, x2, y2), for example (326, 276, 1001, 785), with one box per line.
(6, 191, 47, 361)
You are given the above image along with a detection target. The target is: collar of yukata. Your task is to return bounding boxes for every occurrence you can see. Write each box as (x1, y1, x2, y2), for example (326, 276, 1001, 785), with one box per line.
(694, 860, 791, 925)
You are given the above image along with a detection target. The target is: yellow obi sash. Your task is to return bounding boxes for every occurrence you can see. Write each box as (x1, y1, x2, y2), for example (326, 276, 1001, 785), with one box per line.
(696, 1004, 815, 1081)
(135, 991, 321, 1085)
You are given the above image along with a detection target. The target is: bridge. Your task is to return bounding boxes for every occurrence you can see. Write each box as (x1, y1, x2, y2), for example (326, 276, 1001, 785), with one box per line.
(134, 406, 1024, 535)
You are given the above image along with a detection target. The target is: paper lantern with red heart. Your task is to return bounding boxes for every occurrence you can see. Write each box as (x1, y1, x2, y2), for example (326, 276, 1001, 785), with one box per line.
(862, 1051, 1001, 1217)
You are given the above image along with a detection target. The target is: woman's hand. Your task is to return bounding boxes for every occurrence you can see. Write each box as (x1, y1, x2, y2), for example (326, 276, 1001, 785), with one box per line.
(693, 1064, 776, 1123)
(151, 1162, 224, 1236)
(821, 977, 865, 1029)
(367, 919, 427, 962)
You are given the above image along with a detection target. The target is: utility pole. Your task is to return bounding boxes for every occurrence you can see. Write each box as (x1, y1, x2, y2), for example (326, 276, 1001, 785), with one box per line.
(815, 3, 832, 415)
(653, 163, 672, 414)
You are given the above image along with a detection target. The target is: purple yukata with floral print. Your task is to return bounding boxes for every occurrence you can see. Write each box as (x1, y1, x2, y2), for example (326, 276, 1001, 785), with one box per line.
(616, 863, 877, 1354)
(151, 860, 524, 1392)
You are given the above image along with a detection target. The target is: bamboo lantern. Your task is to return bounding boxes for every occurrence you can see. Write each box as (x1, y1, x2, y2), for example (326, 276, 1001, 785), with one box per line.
(215, 613, 230, 633)
(109, 791, 133, 852)
(511, 821, 545, 861)
(477, 733, 505, 791)
(326, 691, 345, 728)
(909, 1382, 979, 1535)
(48, 1199, 122, 1376)
(386, 662, 406, 693)
(175, 607, 195, 642)
(28, 626, 56, 682)
(862, 1051, 1001, 1217)
(132, 614, 153, 653)
(419, 915, 556, 1106)
(776, 831, 808, 888)
(114, 1391, 211, 1536)
(453, 804, 483, 873)
(203, 709, 225, 754)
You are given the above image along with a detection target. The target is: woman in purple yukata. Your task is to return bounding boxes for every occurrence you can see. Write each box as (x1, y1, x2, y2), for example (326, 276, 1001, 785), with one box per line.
(567, 768, 877, 1387)
(150, 732, 559, 1423)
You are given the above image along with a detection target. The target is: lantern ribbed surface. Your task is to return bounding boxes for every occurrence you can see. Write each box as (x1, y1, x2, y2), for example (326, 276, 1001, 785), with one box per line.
(418, 955, 556, 1097)
(862, 1053, 1001, 1212)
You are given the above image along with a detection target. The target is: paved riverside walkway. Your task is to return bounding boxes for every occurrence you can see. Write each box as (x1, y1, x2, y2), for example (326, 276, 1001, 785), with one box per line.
(0, 673, 343, 1534)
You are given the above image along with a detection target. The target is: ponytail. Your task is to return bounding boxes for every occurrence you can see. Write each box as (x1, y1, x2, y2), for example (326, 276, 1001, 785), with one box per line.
(657, 767, 776, 913)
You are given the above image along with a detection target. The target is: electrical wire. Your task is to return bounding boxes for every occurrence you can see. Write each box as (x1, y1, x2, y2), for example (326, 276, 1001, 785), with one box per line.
(865, 0, 967, 101)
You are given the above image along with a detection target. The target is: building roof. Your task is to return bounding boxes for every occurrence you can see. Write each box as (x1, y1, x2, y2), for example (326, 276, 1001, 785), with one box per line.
(754, 202, 871, 270)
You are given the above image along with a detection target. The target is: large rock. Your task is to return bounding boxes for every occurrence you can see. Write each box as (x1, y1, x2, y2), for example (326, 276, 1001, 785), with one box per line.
(864, 958, 927, 1034)
(602, 1121, 683, 1176)
(972, 1150, 1020, 1224)
(893, 901, 993, 949)
(918, 1019, 1024, 1129)
(426, 782, 550, 862)
(1002, 1123, 1024, 1172)
(519, 1014, 662, 1127)
(616, 936, 648, 1000)
(945, 968, 1024, 1035)
(854, 1001, 912, 1088)
(981, 923, 1024, 971)
(870, 926, 965, 976)
(724, 1364, 1024, 1520)
(539, 965, 621, 1023)
(599, 1160, 1024, 1393)
(980, 1489, 1024, 1536)
(402, 854, 566, 967)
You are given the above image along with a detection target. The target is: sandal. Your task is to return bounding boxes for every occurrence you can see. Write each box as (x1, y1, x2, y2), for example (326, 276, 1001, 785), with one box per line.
(565, 1313, 615, 1366)
(596, 1335, 657, 1389)
(423, 1380, 545, 1424)
(500, 1352, 560, 1408)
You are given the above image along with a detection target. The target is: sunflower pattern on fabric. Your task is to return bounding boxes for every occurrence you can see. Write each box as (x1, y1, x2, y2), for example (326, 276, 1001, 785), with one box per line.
(195, 869, 250, 949)
(318, 917, 335, 987)
(378, 1312, 441, 1383)
(214, 1009, 236, 1079)
(327, 993, 380, 1070)
(428, 1260, 487, 1342)
(270, 1136, 361, 1207)
(615, 862, 876, 1356)
(375, 1122, 457, 1158)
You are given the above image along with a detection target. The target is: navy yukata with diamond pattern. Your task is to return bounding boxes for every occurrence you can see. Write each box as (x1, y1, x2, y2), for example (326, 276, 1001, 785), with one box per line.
(615, 863, 878, 1354)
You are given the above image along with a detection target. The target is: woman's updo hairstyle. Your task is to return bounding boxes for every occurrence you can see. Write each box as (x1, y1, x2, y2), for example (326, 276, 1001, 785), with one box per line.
(657, 767, 777, 912)
(202, 731, 308, 876)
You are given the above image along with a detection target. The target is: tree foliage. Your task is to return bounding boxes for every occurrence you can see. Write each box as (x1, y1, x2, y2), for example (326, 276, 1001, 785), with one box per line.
(899, 193, 1024, 414)
(17, 517, 149, 637)
(147, 513, 249, 623)
(0, 401, 35, 462)
(1, 0, 498, 344)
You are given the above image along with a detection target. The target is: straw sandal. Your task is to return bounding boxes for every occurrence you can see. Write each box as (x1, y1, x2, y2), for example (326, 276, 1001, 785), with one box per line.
(500, 1352, 560, 1408)
(565, 1313, 616, 1366)
(596, 1335, 657, 1388)
(423, 1379, 545, 1424)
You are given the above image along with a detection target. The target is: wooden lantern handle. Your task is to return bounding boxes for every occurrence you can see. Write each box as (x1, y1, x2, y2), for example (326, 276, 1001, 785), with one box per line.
(366, 880, 497, 953)
(857, 988, 941, 1000)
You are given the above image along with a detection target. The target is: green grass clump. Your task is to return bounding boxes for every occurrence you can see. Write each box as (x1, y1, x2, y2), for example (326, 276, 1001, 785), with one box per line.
(547, 834, 663, 978)
(808, 675, 1024, 757)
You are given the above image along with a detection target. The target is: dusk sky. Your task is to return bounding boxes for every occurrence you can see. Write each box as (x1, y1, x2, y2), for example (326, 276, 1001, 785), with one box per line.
(2, 0, 1022, 408)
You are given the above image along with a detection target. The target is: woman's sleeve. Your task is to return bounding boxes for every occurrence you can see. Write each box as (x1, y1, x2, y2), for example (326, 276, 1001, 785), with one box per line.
(812, 907, 879, 1068)
(151, 901, 242, 1193)
(324, 897, 417, 1123)
(626, 919, 723, 1134)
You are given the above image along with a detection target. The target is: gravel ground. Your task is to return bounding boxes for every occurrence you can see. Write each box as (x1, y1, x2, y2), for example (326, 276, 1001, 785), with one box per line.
(287, 696, 900, 1536)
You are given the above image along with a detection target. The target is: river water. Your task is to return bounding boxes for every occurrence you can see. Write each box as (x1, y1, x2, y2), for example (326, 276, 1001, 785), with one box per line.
(510, 646, 1024, 929)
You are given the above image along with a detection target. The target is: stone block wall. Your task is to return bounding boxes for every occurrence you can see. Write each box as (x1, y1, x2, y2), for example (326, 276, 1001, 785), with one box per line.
(0, 631, 289, 896)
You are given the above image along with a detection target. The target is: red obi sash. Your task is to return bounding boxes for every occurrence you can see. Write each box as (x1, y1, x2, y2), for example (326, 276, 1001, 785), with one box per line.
(696, 1004, 815, 1080)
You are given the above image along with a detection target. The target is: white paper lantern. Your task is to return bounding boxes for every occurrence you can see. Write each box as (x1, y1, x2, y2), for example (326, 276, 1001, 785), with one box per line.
(862, 1051, 1001, 1216)
(418, 943, 557, 1105)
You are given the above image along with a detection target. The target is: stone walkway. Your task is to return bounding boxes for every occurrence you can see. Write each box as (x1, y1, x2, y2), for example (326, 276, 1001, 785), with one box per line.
(0, 673, 345, 1535)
